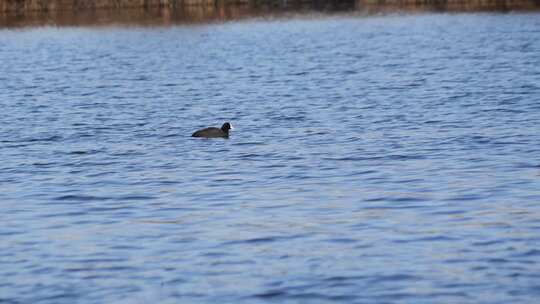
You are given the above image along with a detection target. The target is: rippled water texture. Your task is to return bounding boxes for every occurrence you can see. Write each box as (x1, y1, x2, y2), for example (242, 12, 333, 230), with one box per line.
(1, 13, 540, 303)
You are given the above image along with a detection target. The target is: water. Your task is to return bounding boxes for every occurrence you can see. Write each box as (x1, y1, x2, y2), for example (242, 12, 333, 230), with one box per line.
(2, 12, 540, 304)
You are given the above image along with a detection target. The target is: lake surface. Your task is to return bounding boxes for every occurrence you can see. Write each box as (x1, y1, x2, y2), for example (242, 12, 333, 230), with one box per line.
(1, 12, 540, 304)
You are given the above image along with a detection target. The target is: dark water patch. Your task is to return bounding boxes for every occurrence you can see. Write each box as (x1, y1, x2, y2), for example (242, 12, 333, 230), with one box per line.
(426, 209, 467, 216)
(66, 265, 138, 272)
(169, 237, 199, 244)
(86, 205, 136, 213)
(324, 154, 426, 162)
(485, 258, 511, 264)
(117, 195, 158, 201)
(109, 150, 146, 157)
(53, 194, 112, 202)
(0, 230, 25, 236)
(31, 162, 56, 167)
(211, 259, 255, 266)
(83, 171, 115, 178)
(290, 293, 357, 301)
(224, 237, 282, 245)
(224, 234, 307, 246)
(252, 290, 286, 299)
(508, 287, 540, 296)
(393, 236, 459, 244)
(513, 249, 540, 257)
(237, 153, 265, 160)
(514, 162, 540, 169)
(257, 204, 293, 209)
(445, 194, 487, 202)
(201, 252, 230, 258)
(1, 135, 62, 143)
(252, 290, 356, 301)
(324, 275, 369, 283)
(71, 258, 128, 264)
(40, 211, 89, 218)
(68, 150, 92, 155)
(154, 206, 199, 212)
(325, 238, 358, 244)
(387, 154, 428, 161)
(364, 196, 428, 203)
(165, 277, 188, 285)
(322, 156, 383, 162)
(473, 240, 505, 246)
(63, 161, 121, 167)
(362, 204, 428, 210)
(38, 292, 80, 303)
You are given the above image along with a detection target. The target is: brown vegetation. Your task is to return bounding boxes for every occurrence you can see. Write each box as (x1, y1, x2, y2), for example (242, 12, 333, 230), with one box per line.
(0, 0, 538, 27)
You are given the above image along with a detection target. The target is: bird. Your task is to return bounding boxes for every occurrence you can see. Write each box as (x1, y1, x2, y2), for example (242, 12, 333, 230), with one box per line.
(191, 122, 233, 138)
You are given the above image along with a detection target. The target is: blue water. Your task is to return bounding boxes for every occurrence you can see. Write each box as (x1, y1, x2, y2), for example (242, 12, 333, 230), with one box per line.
(1, 12, 540, 303)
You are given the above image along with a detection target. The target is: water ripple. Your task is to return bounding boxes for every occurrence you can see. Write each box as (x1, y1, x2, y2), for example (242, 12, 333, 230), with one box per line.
(1, 12, 540, 304)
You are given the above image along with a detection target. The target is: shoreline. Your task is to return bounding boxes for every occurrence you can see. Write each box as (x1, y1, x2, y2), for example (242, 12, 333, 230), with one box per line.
(1, 0, 539, 27)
